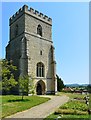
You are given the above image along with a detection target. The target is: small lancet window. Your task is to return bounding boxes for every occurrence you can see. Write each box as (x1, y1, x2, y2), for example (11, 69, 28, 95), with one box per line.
(40, 50, 42, 55)
(37, 24, 42, 36)
(15, 24, 18, 36)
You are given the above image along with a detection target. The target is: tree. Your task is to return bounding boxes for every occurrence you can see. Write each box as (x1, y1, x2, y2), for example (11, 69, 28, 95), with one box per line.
(1, 59, 17, 78)
(2, 74, 18, 94)
(19, 75, 29, 100)
(56, 74, 65, 92)
(0, 59, 18, 94)
(87, 84, 91, 93)
(28, 77, 35, 95)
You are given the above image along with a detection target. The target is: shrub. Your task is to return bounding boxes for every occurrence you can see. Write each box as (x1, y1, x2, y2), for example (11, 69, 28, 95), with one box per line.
(54, 109, 88, 115)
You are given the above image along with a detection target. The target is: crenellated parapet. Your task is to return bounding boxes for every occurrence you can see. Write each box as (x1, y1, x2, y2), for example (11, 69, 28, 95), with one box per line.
(9, 5, 52, 25)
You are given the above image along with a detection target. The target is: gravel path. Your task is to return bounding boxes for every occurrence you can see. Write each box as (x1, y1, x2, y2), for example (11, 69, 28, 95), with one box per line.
(7, 95, 69, 119)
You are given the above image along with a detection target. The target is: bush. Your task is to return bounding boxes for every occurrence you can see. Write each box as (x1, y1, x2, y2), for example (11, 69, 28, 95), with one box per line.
(54, 109, 88, 115)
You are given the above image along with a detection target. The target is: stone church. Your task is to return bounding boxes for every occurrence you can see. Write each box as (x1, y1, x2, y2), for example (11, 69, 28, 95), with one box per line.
(6, 5, 57, 95)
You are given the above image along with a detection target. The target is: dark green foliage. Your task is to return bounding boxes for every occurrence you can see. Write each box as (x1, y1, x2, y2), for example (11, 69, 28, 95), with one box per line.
(87, 84, 91, 93)
(1, 59, 17, 79)
(2, 74, 17, 93)
(56, 74, 65, 92)
(0, 59, 18, 94)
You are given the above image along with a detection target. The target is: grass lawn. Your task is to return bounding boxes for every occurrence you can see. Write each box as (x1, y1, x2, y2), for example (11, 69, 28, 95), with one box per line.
(60, 100, 88, 111)
(1, 95, 50, 118)
(57, 92, 86, 99)
(46, 92, 89, 119)
(45, 114, 90, 119)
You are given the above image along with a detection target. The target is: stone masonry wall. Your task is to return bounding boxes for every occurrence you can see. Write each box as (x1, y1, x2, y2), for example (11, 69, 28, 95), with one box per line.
(6, 5, 57, 94)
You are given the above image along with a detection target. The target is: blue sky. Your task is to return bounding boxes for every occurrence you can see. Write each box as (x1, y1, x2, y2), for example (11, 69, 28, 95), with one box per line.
(2, 2, 89, 84)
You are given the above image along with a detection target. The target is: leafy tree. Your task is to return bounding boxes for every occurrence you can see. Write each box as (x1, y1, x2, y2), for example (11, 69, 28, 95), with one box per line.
(0, 81, 1, 90)
(28, 78, 35, 95)
(19, 75, 35, 100)
(87, 84, 91, 93)
(2, 74, 17, 94)
(1, 59, 17, 79)
(19, 75, 29, 100)
(0, 59, 18, 94)
(56, 74, 65, 92)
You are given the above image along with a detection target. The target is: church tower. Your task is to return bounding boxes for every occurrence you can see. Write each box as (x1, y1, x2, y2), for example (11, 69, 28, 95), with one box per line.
(6, 5, 57, 95)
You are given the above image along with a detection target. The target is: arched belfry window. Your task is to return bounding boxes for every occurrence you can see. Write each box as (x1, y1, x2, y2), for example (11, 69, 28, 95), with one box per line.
(37, 25, 42, 36)
(15, 24, 18, 36)
(36, 62, 44, 77)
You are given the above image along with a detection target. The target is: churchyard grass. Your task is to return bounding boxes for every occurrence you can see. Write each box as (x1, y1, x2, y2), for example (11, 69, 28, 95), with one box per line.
(1, 95, 50, 118)
(45, 114, 89, 119)
(45, 92, 90, 119)
(57, 92, 86, 99)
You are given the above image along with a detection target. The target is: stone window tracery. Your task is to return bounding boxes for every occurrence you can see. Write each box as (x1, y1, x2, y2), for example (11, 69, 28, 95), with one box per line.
(36, 62, 44, 77)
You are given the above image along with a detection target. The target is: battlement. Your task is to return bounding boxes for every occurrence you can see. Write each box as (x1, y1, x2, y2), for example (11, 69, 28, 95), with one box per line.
(9, 5, 52, 25)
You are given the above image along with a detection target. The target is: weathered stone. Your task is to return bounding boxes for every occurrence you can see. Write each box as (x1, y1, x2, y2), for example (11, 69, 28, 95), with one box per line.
(6, 5, 57, 95)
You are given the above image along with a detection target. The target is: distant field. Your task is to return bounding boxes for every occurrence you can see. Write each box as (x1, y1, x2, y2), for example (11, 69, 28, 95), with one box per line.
(46, 92, 90, 119)
(1, 95, 50, 118)
(57, 92, 86, 99)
